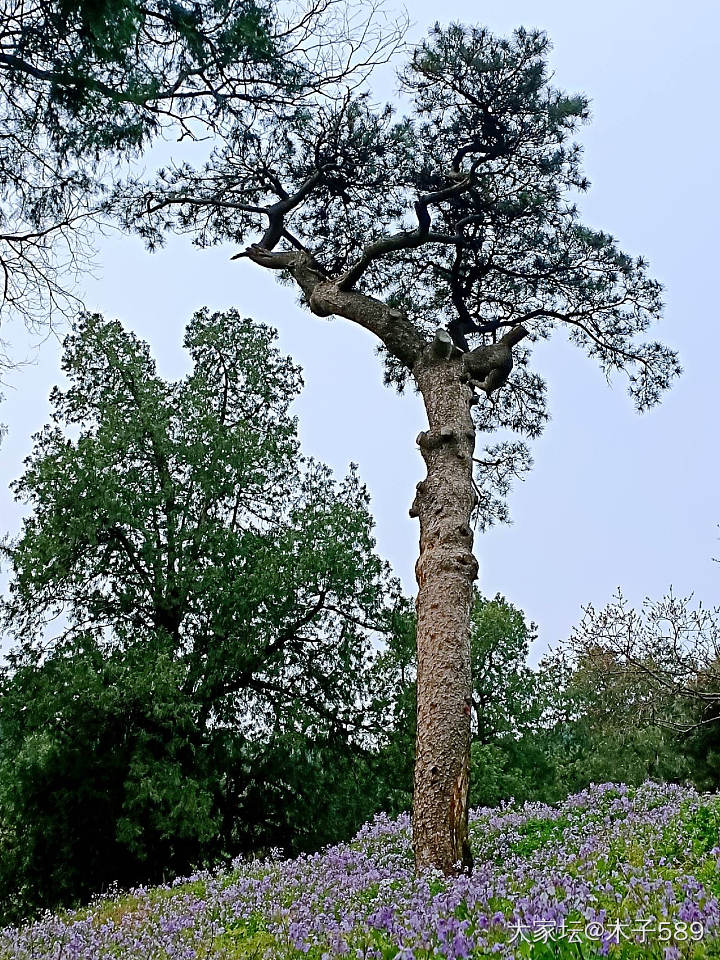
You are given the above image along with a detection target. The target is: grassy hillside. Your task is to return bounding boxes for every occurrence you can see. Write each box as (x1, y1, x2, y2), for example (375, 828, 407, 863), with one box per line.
(3, 782, 720, 959)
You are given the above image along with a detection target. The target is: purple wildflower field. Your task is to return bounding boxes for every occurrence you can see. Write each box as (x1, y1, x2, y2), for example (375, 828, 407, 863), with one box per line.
(3, 781, 720, 959)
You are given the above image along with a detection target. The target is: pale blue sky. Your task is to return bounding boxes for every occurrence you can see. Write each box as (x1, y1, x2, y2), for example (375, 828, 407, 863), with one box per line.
(1, 0, 718, 660)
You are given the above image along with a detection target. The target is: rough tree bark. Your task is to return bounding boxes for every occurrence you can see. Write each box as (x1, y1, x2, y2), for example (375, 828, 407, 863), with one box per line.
(410, 345, 477, 872)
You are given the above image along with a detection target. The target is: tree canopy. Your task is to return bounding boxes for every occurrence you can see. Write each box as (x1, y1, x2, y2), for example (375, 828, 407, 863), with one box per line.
(2, 307, 396, 731)
(120, 24, 681, 527)
(126, 24, 679, 403)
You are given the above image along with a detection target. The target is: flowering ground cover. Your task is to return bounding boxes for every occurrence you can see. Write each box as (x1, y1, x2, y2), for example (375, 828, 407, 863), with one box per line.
(3, 781, 720, 959)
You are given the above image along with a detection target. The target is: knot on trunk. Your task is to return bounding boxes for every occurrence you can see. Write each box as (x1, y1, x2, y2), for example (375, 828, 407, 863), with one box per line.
(429, 328, 461, 361)
(409, 479, 428, 518)
(308, 284, 335, 317)
(457, 552, 479, 578)
(417, 426, 474, 451)
(417, 429, 451, 451)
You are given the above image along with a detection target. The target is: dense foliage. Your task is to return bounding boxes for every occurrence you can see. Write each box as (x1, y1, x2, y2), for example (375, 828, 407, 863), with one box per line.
(3, 782, 720, 958)
(469, 596, 557, 808)
(0, 310, 403, 920)
(0, 0, 402, 345)
(346, 588, 714, 815)
(1, 0, 280, 154)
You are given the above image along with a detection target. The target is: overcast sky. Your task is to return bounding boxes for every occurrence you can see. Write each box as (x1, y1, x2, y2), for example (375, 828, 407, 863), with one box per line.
(1, 0, 718, 661)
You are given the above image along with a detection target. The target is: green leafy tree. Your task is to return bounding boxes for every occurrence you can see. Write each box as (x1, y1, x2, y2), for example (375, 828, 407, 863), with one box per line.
(120, 23, 680, 871)
(471, 594, 539, 744)
(367, 598, 417, 815)
(0, 308, 399, 920)
(0, 637, 215, 921)
(540, 654, 693, 796)
(468, 594, 559, 807)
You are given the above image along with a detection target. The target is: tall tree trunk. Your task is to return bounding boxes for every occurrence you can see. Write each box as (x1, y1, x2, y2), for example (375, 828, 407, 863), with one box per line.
(251, 246, 529, 876)
(411, 351, 477, 873)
